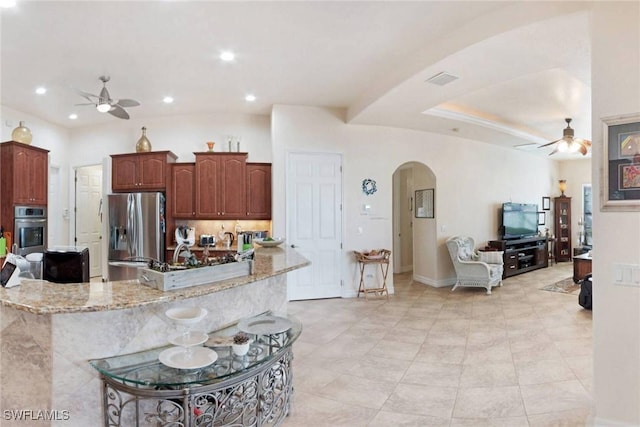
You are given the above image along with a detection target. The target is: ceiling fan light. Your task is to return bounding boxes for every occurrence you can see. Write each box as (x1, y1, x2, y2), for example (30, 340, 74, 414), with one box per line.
(96, 103, 111, 113)
(557, 140, 569, 152)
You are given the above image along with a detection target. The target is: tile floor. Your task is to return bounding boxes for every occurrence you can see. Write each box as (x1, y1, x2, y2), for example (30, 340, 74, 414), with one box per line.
(283, 262, 593, 427)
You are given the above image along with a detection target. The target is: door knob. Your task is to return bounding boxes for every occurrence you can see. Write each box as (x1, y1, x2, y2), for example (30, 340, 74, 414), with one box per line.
(290, 244, 298, 248)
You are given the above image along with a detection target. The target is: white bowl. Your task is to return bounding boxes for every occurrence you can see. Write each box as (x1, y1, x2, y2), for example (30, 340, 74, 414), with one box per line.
(165, 307, 208, 325)
(255, 238, 285, 248)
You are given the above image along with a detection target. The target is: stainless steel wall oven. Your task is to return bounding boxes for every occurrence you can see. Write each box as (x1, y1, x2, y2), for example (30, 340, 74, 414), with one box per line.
(14, 206, 47, 256)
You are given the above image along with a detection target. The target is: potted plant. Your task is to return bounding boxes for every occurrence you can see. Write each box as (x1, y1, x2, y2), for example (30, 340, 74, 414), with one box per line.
(231, 332, 250, 356)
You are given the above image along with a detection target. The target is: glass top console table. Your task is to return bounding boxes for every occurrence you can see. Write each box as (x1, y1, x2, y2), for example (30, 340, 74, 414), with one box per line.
(90, 313, 302, 427)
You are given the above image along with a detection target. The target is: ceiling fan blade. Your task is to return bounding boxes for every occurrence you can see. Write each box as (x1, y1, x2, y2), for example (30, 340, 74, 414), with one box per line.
(548, 147, 559, 156)
(108, 104, 130, 120)
(116, 99, 140, 108)
(539, 139, 561, 148)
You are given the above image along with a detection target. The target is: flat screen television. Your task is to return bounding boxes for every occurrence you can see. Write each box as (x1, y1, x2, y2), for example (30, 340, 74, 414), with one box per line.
(501, 202, 538, 239)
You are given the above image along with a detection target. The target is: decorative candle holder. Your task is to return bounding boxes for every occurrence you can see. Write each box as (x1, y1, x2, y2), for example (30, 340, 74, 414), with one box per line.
(206, 142, 215, 152)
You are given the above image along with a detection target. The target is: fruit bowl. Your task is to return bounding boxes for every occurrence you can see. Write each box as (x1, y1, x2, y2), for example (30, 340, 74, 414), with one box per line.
(165, 307, 208, 325)
(254, 237, 285, 248)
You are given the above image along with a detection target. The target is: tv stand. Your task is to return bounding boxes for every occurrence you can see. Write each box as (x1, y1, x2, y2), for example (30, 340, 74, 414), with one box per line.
(488, 237, 548, 278)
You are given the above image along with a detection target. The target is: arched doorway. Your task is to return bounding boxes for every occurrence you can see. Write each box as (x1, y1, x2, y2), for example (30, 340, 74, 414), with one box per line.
(392, 162, 437, 283)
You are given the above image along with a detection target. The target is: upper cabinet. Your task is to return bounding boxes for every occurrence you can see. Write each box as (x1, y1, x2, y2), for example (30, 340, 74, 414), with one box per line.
(195, 153, 247, 218)
(170, 163, 196, 218)
(1, 141, 49, 206)
(168, 154, 272, 220)
(111, 151, 177, 192)
(246, 163, 272, 219)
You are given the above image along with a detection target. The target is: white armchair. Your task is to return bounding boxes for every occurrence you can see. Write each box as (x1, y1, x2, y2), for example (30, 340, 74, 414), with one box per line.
(446, 236, 504, 295)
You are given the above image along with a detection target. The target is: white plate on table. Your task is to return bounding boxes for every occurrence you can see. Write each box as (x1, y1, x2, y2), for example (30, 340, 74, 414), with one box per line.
(159, 346, 218, 370)
(237, 315, 292, 335)
(168, 331, 208, 347)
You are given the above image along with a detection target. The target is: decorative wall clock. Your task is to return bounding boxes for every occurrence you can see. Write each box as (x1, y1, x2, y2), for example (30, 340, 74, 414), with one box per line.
(362, 179, 377, 195)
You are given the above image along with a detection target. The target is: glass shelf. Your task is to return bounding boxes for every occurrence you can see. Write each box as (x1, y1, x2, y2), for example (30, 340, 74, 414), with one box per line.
(89, 313, 302, 389)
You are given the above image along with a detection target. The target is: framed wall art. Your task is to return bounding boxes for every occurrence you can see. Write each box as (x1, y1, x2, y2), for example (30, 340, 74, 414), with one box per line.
(542, 196, 550, 211)
(538, 211, 546, 226)
(415, 188, 434, 218)
(601, 113, 640, 211)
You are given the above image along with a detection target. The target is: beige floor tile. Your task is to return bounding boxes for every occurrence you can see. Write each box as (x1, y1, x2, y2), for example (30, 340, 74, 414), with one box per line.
(281, 391, 377, 427)
(515, 358, 577, 385)
(367, 339, 422, 360)
(368, 410, 450, 427)
(286, 263, 593, 426)
(415, 343, 466, 364)
(382, 383, 457, 418)
(527, 407, 593, 427)
(346, 355, 412, 383)
(520, 380, 592, 415)
(401, 361, 462, 387)
(453, 386, 525, 418)
(450, 416, 529, 426)
(459, 362, 518, 387)
(316, 374, 397, 409)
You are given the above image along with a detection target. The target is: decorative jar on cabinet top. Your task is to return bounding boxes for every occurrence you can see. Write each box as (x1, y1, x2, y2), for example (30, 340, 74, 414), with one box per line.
(11, 121, 32, 144)
(135, 126, 152, 152)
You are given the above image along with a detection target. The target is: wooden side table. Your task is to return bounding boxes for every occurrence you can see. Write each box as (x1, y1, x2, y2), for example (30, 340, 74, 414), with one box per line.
(354, 250, 391, 300)
(573, 253, 592, 283)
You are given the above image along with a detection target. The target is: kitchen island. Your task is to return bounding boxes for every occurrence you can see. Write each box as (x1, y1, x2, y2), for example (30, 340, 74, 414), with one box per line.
(0, 247, 309, 426)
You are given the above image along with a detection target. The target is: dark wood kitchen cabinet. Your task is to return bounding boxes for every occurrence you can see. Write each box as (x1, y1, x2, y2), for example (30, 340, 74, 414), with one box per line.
(1, 141, 49, 206)
(195, 153, 247, 218)
(246, 163, 272, 219)
(170, 163, 196, 218)
(111, 151, 177, 192)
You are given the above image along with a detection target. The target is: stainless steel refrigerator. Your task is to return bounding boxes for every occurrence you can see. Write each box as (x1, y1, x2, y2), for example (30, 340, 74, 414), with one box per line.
(107, 193, 165, 281)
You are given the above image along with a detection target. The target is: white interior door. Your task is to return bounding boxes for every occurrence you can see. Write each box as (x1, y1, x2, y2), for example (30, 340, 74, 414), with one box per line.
(75, 165, 103, 277)
(287, 152, 343, 300)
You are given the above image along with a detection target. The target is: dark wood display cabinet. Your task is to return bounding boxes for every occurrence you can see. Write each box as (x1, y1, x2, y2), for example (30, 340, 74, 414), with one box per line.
(489, 236, 548, 278)
(554, 196, 572, 262)
(111, 151, 177, 192)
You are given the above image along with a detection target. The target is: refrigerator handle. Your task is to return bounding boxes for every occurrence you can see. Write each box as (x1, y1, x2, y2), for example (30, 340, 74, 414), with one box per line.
(127, 194, 135, 257)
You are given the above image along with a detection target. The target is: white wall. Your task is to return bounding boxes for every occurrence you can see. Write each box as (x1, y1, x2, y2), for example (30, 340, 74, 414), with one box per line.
(68, 112, 271, 165)
(271, 105, 560, 293)
(591, 2, 640, 425)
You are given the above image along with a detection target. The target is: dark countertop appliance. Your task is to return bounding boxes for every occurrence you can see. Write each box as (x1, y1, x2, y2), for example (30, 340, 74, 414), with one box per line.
(43, 246, 90, 283)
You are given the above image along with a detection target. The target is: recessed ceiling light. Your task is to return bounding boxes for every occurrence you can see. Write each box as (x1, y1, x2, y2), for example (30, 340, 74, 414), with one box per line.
(220, 51, 235, 62)
(163, 96, 174, 104)
(69, 113, 78, 120)
(35, 87, 47, 95)
(245, 94, 256, 102)
(0, 0, 17, 8)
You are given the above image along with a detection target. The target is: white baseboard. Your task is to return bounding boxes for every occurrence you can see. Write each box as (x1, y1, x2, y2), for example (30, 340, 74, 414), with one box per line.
(413, 273, 455, 288)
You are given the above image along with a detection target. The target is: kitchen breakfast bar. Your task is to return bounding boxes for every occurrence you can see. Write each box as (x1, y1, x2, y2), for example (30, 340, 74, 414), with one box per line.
(0, 247, 309, 426)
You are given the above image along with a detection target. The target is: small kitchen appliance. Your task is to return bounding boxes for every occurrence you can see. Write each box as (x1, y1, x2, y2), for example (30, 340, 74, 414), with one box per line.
(175, 226, 196, 247)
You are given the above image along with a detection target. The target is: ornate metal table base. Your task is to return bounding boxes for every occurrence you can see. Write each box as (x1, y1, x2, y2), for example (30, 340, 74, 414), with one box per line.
(101, 348, 293, 427)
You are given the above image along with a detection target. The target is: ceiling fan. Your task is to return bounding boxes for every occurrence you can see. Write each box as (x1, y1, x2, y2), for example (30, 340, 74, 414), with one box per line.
(539, 118, 591, 156)
(76, 76, 140, 120)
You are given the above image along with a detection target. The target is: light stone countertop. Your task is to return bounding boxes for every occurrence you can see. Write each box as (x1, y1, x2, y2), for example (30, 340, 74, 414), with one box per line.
(0, 247, 309, 315)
